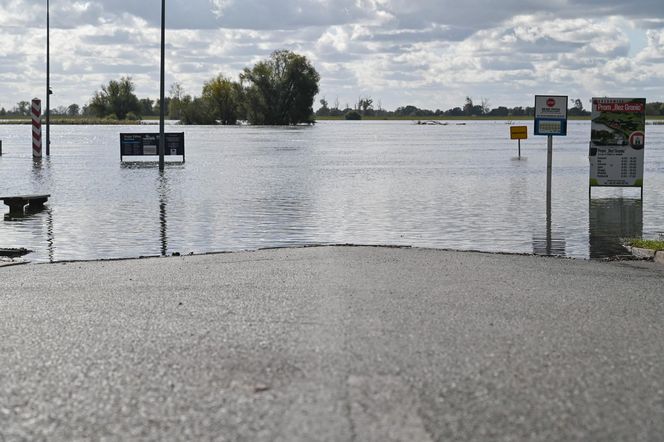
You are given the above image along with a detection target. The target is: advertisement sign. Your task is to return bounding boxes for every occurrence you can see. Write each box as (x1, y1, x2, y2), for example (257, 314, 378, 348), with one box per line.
(120, 132, 185, 162)
(589, 98, 645, 188)
(534, 95, 568, 136)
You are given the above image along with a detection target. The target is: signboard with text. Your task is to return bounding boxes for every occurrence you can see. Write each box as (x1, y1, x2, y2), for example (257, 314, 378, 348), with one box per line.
(120, 132, 185, 162)
(534, 95, 568, 136)
(510, 126, 528, 140)
(589, 98, 645, 188)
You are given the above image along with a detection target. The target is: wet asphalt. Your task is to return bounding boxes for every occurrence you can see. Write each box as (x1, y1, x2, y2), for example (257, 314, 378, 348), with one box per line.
(1, 246, 663, 441)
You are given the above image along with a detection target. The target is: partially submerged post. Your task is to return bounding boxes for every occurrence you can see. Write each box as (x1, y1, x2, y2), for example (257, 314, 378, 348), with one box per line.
(46, 0, 50, 156)
(31, 99, 42, 158)
(509, 125, 527, 159)
(534, 95, 568, 230)
(158, 0, 166, 171)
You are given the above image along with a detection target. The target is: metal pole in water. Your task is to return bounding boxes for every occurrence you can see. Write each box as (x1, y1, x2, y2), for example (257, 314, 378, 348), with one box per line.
(158, 0, 165, 171)
(518, 139, 521, 159)
(546, 135, 553, 255)
(46, 0, 50, 156)
(547, 135, 553, 196)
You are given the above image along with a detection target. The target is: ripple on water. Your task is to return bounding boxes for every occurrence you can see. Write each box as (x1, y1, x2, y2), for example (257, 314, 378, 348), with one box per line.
(0, 121, 663, 262)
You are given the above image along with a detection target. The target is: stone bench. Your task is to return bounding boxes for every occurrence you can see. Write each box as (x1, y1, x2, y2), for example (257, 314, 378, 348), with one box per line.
(1, 194, 51, 215)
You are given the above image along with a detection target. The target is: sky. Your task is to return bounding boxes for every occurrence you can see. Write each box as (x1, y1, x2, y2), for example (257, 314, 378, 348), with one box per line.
(1, 0, 664, 113)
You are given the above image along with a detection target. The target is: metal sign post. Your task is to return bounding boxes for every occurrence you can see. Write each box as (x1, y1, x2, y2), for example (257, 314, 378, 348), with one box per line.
(535, 95, 568, 236)
(510, 126, 528, 159)
(46, 0, 50, 156)
(547, 134, 553, 217)
(158, 0, 166, 171)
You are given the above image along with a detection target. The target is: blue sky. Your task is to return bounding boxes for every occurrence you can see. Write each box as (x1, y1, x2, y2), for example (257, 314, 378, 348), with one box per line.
(1, 0, 663, 113)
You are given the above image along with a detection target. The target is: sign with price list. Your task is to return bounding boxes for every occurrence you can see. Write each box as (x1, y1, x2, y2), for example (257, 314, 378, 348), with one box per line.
(589, 98, 645, 188)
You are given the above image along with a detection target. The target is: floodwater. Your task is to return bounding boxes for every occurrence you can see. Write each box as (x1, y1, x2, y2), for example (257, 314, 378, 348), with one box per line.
(1, 120, 663, 263)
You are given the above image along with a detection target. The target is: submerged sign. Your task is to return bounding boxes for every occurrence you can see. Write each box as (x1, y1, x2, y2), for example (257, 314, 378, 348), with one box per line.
(589, 98, 645, 188)
(534, 95, 568, 136)
(120, 132, 185, 162)
(510, 126, 528, 140)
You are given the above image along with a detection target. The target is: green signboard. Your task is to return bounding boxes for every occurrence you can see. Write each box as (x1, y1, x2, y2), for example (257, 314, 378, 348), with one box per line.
(589, 98, 645, 188)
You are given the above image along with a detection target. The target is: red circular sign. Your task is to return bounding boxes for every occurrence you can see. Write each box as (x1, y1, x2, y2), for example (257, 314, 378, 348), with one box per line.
(547, 98, 556, 107)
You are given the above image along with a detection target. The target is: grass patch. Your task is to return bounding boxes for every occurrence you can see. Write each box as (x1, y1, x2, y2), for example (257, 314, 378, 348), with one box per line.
(626, 239, 664, 251)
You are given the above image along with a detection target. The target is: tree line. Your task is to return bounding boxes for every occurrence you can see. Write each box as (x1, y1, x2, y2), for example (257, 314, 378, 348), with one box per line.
(0, 50, 320, 125)
(4, 68, 664, 122)
(316, 96, 664, 119)
(85, 50, 320, 125)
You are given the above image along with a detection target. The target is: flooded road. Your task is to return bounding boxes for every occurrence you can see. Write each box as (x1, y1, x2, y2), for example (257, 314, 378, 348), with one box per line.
(1, 120, 663, 262)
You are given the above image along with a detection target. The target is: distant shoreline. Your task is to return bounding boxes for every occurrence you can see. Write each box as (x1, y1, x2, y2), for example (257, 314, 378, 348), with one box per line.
(0, 117, 147, 125)
(1, 115, 663, 125)
(315, 115, 591, 121)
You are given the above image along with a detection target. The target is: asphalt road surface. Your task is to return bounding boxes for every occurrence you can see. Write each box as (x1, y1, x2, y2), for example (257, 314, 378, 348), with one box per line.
(1, 246, 663, 441)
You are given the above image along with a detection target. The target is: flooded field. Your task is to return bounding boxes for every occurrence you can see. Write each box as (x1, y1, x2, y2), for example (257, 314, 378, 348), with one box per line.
(1, 120, 663, 262)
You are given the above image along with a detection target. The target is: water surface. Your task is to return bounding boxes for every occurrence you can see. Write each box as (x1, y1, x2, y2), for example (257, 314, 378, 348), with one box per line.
(1, 120, 663, 262)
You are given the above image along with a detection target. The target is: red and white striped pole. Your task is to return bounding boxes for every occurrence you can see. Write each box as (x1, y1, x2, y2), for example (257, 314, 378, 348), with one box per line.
(32, 98, 42, 158)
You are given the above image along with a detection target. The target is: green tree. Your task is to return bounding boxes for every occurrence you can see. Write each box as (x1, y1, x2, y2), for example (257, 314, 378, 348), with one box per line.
(15, 101, 30, 116)
(316, 98, 330, 116)
(358, 97, 374, 116)
(345, 110, 362, 120)
(139, 98, 154, 116)
(202, 75, 242, 125)
(67, 103, 80, 116)
(180, 96, 216, 125)
(89, 77, 141, 120)
(167, 83, 185, 120)
(240, 50, 320, 125)
(568, 98, 590, 117)
(463, 97, 474, 116)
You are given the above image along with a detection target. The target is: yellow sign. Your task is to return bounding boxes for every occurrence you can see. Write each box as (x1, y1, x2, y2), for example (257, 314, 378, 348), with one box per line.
(510, 126, 528, 140)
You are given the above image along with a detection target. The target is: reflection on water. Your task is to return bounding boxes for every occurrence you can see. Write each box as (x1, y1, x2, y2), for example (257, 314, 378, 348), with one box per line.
(589, 198, 643, 258)
(158, 171, 168, 256)
(46, 207, 54, 262)
(3, 204, 54, 261)
(1, 121, 663, 262)
(532, 198, 567, 256)
(532, 231, 567, 257)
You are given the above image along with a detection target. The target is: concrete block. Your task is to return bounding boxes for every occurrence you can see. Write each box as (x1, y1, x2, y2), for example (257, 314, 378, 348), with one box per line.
(627, 246, 655, 259)
(655, 251, 664, 265)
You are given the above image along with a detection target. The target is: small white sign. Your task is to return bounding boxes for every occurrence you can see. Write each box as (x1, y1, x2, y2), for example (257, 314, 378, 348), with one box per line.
(535, 96, 568, 119)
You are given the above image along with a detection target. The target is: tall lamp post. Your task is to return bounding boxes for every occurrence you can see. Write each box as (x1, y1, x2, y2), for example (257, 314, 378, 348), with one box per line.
(158, 0, 165, 170)
(46, 0, 50, 156)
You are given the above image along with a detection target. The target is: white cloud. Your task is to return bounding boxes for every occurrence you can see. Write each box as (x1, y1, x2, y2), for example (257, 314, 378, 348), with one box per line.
(1, 0, 664, 112)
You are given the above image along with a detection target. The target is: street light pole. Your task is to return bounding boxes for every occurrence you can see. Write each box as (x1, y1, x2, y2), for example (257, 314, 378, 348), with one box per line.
(46, 0, 50, 156)
(158, 0, 165, 171)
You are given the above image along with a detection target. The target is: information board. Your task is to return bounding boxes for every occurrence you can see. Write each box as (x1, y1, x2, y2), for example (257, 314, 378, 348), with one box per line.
(589, 98, 645, 188)
(120, 132, 185, 162)
(534, 95, 568, 136)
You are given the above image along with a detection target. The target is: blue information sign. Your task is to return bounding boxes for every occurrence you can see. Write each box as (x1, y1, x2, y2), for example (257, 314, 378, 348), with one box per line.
(534, 96, 568, 136)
